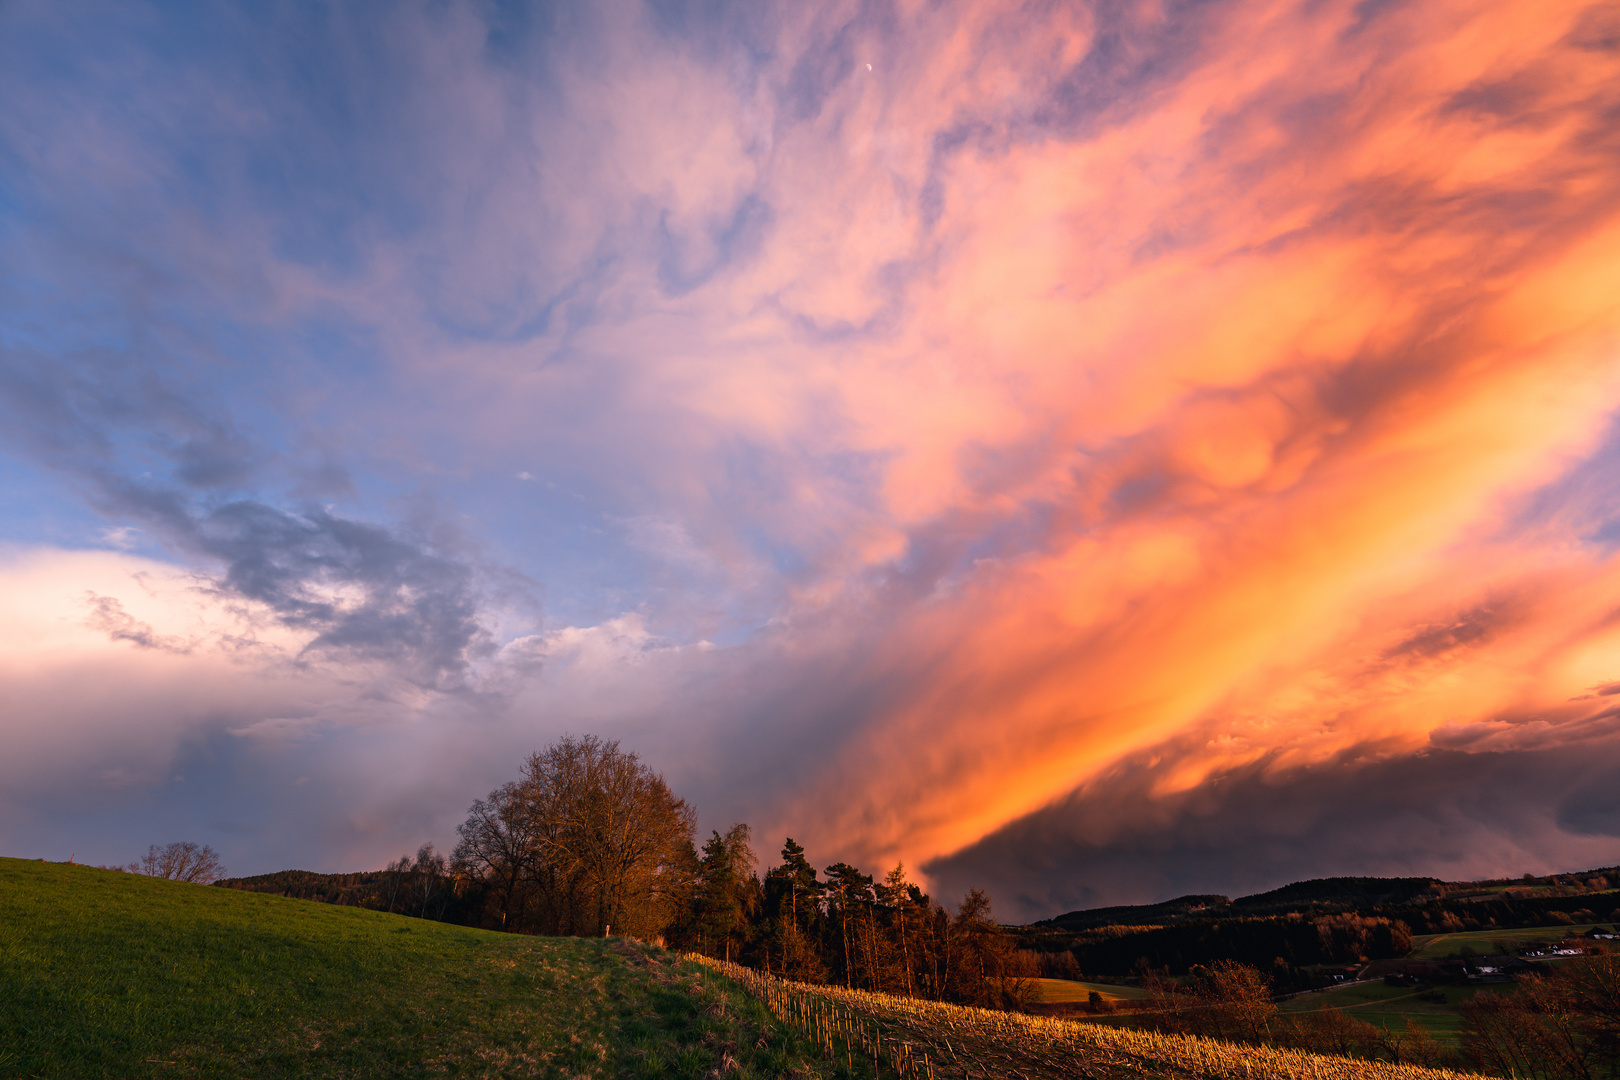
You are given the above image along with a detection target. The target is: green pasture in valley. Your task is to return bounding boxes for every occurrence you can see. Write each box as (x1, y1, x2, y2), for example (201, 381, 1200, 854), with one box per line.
(0, 857, 823, 1079)
(1025, 978, 1148, 1005)
(1279, 978, 1515, 1049)
(1407, 924, 1611, 960)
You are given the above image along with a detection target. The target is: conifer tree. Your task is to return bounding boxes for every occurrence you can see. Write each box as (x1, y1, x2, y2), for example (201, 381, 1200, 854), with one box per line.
(695, 824, 758, 962)
(825, 862, 875, 988)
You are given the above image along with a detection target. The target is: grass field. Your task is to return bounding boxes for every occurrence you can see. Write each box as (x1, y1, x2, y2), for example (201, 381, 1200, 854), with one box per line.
(0, 858, 823, 1079)
(1025, 978, 1148, 1005)
(1278, 979, 1513, 1049)
(1047, 982, 1487, 1051)
(1407, 924, 1608, 960)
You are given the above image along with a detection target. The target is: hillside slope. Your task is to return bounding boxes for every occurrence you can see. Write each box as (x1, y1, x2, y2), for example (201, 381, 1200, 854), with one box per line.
(0, 858, 809, 1079)
(1035, 878, 1443, 932)
(696, 957, 1493, 1080)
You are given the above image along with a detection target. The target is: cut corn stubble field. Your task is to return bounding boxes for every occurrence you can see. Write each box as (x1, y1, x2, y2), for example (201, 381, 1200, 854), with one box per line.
(691, 956, 1490, 1080)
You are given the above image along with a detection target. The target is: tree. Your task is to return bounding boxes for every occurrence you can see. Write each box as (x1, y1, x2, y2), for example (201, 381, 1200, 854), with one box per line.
(133, 842, 225, 884)
(877, 863, 918, 997)
(767, 838, 824, 929)
(825, 862, 875, 988)
(382, 843, 453, 920)
(1372, 1018, 1444, 1068)
(1281, 1005, 1380, 1058)
(453, 781, 541, 929)
(453, 735, 696, 938)
(1188, 960, 1277, 1043)
(762, 837, 826, 981)
(694, 824, 759, 962)
(1463, 951, 1620, 1080)
(949, 888, 1024, 1009)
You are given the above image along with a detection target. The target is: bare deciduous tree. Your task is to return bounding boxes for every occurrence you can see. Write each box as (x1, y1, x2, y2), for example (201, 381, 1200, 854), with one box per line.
(132, 842, 225, 884)
(455, 734, 696, 938)
(380, 843, 454, 919)
(453, 781, 540, 929)
(1463, 951, 1620, 1080)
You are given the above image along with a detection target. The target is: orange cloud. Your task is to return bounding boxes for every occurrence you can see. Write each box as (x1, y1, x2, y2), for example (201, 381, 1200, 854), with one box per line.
(711, 0, 1620, 877)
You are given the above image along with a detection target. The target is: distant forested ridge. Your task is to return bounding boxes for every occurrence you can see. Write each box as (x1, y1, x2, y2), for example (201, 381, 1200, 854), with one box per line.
(219, 869, 408, 909)
(1035, 878, 1444, 933)
(220, 869, 386, 904)
(1020, 871, 1620, 981)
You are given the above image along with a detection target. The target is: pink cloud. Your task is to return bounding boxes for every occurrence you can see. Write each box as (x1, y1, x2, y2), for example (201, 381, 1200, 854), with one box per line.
(6, 0, 1620, 891)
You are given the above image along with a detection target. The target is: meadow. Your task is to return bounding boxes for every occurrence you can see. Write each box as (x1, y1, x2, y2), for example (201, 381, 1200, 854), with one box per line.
(1275, 980, 1500, 1049)
(1407, 925, 1606, 960)
(0, 858, 819, 1079)
(1025, 978, 1148, 1006)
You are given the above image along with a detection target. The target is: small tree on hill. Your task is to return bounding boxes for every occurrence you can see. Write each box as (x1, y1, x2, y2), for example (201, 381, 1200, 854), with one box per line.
(132, 842, 225, 884)
(949, 888, 1024, 1009)
(1189, 960, 1277, 1043)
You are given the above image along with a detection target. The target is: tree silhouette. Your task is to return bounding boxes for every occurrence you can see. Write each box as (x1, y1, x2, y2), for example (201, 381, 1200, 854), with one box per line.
(133, 842, 224, 884)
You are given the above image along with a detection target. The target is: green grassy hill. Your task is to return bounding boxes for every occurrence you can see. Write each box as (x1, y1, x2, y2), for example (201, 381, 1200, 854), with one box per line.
(0, 858, 1498, 1080)
(0, 858, 814, 1079)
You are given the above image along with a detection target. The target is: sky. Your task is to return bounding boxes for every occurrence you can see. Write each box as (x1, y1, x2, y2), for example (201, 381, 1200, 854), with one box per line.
(3, 0, 1620, 922)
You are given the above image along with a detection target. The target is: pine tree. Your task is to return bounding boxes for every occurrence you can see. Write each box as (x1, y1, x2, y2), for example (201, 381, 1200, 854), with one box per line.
(825, 862, 874, 988)
(696, 824, 758, 962)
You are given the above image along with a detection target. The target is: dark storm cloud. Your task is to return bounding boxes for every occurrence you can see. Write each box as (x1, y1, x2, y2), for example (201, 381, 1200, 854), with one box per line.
(926, 741, 1620, 923)
(1381, 601, 1522, 661)
(1559, 768, 1620, 836)
(0, 338, 493, 688)
(171, 499, 491, 687)
(103, 485, 492, 689)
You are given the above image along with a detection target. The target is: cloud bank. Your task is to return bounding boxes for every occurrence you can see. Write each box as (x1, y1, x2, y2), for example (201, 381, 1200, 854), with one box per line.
(2, 0, 1620, 911)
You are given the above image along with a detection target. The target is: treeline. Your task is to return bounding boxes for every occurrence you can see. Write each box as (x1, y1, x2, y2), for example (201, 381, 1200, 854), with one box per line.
(1037, 878, 1440, 933)
(1026, 873, 1620, 984)
(450, 736, 1022, 1008)
(221, 848, 468, 922)
(219, 869, 391, 905)
(677, 830, 1024, 1009)
(1064, 913, 1412, 980)
(1394, 889, 1620, 937)
(1039, 873, 1620, 938)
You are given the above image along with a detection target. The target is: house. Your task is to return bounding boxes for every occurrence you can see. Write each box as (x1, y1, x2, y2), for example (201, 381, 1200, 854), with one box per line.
(1467, 956, 1542, 983)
